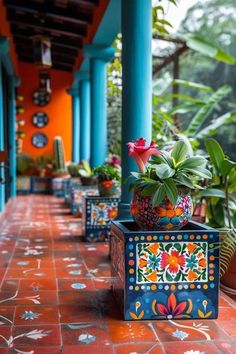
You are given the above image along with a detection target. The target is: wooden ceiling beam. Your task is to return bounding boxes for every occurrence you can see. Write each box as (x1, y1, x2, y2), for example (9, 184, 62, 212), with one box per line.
(18, 55, 73, 72)
(11, 25, 83, 47)
(18, 52, 75, 65)
(4, 0, 93, 26)
(14, 38, 78, 57)
(7, 10, 87, 38)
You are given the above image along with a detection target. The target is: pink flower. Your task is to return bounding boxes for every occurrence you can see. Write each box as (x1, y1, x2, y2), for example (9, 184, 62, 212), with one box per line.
(127, 138, 159, 173)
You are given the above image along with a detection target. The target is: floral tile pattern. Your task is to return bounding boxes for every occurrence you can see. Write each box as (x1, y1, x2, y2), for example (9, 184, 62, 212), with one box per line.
(137, 241, 208, 283)
(82, 196, 119, 241)
(0, 195, 235, 353)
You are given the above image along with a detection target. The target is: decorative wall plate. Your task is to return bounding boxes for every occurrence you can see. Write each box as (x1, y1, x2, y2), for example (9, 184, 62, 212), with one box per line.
(32, 132, 48, 148)
(33, 90, 51, 106)
(32, 112, 49, 128)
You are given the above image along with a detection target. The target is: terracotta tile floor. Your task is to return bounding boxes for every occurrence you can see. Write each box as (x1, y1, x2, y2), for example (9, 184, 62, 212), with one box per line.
(0, 195, 236, 354)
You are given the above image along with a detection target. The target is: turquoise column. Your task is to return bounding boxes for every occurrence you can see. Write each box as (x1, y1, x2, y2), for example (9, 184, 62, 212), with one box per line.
(0, 57, 5, 211)
(8, 76, 17, 198)
(119, 0, 152, 218)
(0, 37, 10, 211)
(76, 72, 91, 161)
(68, 89, 80, 163)
(84, 45, 115, 168)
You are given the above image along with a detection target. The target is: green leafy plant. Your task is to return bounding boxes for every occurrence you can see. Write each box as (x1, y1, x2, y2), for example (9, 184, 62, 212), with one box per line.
(67, 163, 81, 177)
(94, 164, 121, 182)
(199, 138, 236, 277)
(16, 153, 34, 175)
(77, 161, 93, 178)
(129, 139, 211, 207)
(200, 138, 236, 229)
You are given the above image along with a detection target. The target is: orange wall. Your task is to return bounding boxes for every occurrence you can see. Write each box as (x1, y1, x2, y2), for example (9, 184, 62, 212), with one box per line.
(18, 62, 73, 161)
(0, 0, 18, 73)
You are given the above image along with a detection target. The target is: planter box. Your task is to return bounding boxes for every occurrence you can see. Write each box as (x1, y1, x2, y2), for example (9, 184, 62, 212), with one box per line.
(82, 196, 120, 242)
(52, 177, 70, 197)
(71, 186, 98, 216)
(110, 220, 219, 321)
(31, 176, 52, 194)
(16, 176, 31, 194)
(63, 178, 71, 205)
(68, 178, 81, 206)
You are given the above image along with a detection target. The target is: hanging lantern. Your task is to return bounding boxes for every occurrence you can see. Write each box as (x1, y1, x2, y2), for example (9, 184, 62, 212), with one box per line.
(39, 71, 51, 93)
(32, 35, 52, 69)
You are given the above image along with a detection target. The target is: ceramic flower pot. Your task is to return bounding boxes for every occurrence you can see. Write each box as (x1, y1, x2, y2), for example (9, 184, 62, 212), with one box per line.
(130, 188, 193, 231)
(98, 179, 120, 197)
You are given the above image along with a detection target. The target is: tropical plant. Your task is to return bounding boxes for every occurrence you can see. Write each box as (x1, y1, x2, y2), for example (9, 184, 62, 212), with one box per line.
(128, 138, 211, 207)
(16, 153, 34, 175)
(201, 138, 236, 228)
(94, 164, 121, 182)
(152, 79, 236, 148)
(67, 163, 81, 177)
(199, 138, 236, 277)
(77, 160, 94, 178)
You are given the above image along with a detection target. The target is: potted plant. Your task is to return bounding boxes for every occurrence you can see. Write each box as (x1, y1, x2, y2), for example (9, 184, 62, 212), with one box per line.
(67, 163, 82, 178)
(199, 138, 236, 292)
(94, 164, 121, 197)
(128, 138, 212, 231)
(16, 153, 34, 194)
(77, 161, 97, 186)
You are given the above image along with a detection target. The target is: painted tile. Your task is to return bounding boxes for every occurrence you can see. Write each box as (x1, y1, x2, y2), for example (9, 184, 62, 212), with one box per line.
(19, 278, 57, 292)
(12, 324, 62, 347)
(164, 341, 220, 354)
(57, 278, 95, 292)
(62, 344, 114, 354)
(114, 343, 165, 354)
(108, 322, 157, 343)
(137, 241, 208, 283)
(14, 305, 60, 325)
(214, 340, 236, 354)
(0, 306, 15, 326)
(9, 347, 62, 354)
(216, 320, 236, 339)
(0, 326, 12, 347)
(153, 320, 231, 342)
(61, 322, 112, 346)
(0, 290, 58, 306)
(59, 304, 101, 323)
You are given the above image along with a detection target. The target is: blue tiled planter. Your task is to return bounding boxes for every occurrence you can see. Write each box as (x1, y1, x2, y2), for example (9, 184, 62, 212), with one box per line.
(82, 196, 120, 242)
(71, 186, 98, 216)
(110, 220, 219, 321)
(52, 177, 65, 197)
(63, 178, 71, 204)
(31, 176, 52, 194)
(16, 176, 31, 194)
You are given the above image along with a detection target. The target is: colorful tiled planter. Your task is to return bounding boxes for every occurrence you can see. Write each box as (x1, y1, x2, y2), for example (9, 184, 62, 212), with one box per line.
(63, 178, 71, 205)
(31, 176, 52, 194)
(71, 186, 98, 216)
(82, 196, 120, 242)
(52, 177, 70, 197)
(110, 220, 219, 321)
(16, 176, 31, 194)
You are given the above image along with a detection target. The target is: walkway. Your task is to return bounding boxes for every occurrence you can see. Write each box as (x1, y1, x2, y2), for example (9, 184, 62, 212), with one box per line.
(0, 195, 236, 353)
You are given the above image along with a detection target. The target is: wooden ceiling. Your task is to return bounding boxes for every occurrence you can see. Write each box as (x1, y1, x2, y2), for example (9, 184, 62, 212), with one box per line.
(3, 0, 100, 72)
